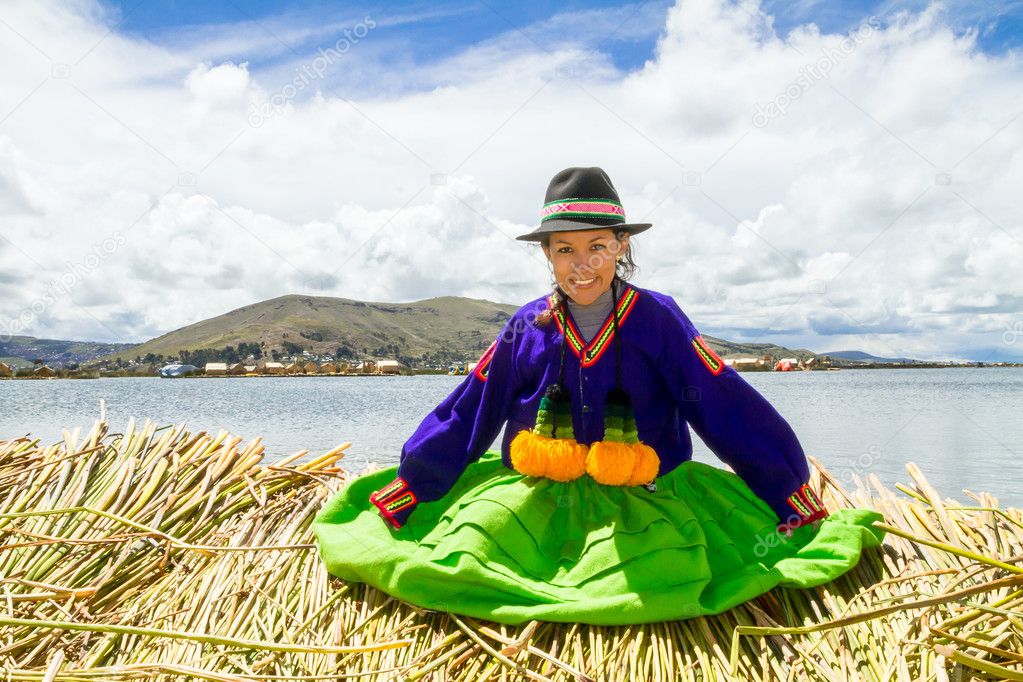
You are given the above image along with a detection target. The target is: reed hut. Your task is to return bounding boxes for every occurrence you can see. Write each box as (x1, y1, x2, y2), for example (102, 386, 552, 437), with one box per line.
(304, 361, 318, 374)
(0, 361, 12, 378)
(204, 362, 228, 376)
(353, 360, 377, 374)
(285, 362, 303, 375)
(261, 361, 285, 375)
(228, 363, 247, 375)
(32, 364, 56, 378)
(319, 362, 337, 374)
(376, 359, 405, 375)
(727, 357, 766, 370)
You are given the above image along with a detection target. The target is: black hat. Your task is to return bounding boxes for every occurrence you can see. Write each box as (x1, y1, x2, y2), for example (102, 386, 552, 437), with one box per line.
(515, 166, 653, 242)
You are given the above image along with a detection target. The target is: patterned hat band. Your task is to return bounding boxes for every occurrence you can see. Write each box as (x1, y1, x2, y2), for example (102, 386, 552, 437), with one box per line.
(540, 198, 626, 224)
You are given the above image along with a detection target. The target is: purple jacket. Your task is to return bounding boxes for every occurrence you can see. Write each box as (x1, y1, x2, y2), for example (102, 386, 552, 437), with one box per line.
(368, 282, 829, 532)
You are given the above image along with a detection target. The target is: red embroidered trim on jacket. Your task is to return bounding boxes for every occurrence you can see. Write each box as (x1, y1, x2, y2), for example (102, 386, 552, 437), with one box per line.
(369, 476, 417, 529)
(473, 339, 498, 382)
(778, 483, 830, 532)
(777, 507, 829, 532)
(548, 285, 639, 367)
(692, 335, 724, 375)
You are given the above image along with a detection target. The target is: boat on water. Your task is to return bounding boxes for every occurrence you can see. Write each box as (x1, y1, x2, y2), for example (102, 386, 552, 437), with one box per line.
(158, 363, 199, 378)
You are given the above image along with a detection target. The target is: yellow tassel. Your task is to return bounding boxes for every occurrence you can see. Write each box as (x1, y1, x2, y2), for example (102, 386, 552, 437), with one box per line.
(545, 438, 589, 482)
(586, 440, 661, 486)
(512, 431, 660, 486)
(586, 441, 635, 486)
(510, 430, 549, 477)
(510, 430, 587, 482)
(628, 442, 660, 486)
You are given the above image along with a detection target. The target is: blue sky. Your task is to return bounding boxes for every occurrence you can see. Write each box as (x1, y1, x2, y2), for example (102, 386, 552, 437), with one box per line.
(2, 0, 1022, 360)
(100, 1, 671, 71)
(101, 0, 1023, 68)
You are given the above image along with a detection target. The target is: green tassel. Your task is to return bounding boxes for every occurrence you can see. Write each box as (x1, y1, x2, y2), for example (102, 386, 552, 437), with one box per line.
(534, 397, 556, 438)
(603, 388, 639, 444)
(534, 383, 577, 441)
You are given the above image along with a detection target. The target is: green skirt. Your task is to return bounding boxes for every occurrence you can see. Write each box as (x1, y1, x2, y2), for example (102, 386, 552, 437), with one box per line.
(312, 450, 886, 625)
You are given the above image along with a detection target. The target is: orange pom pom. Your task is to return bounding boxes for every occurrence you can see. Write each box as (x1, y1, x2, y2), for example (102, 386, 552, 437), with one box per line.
(510, 430, 549, 478)
(510, 430, 587, 482)
(586, 440, 636, 486)
(585, 440, 661, 486)
(545, 438, 588, 482)
(627, 442, 660, 486)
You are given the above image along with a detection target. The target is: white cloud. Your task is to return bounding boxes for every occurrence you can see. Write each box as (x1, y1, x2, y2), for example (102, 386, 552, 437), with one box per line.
(185, 61, 251, 101)
(0, 135, 53, 215)
(0, 0, 1020, 361)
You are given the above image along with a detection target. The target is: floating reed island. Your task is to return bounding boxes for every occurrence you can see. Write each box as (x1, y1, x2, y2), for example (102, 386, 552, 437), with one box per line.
(1, 419, 1022, 681)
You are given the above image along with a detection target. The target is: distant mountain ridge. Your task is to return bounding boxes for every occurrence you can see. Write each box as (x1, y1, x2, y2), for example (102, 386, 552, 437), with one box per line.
(7, 293, 865, 370)
(699, 337, 819, 361)
(96, 293, 835, 369)
(89, 293, 522, 369)
(822, 350, 921, 364)
(0, 336, 135, 369)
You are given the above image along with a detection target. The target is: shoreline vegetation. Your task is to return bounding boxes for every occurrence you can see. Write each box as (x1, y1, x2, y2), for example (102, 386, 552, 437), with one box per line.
(1, 419, 1022, 679)
(1, 361, 1020, 380)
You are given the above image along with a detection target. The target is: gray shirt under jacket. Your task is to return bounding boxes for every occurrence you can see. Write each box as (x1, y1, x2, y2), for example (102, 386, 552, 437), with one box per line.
(565, 279, 622, 343)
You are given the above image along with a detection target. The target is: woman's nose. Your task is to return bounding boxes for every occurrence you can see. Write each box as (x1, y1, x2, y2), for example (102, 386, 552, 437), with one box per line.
(571, 257, 594, 272)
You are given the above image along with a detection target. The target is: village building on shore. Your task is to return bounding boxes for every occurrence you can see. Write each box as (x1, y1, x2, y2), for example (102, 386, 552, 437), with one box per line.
(195, 357, 408, 377)
(725, 357, 768, 370)
(204, 362, 228, 376)
(376, 359, 406, 374)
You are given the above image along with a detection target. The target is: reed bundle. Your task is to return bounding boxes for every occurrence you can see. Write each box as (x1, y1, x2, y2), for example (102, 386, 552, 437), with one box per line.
(1, 418, 1021, 680)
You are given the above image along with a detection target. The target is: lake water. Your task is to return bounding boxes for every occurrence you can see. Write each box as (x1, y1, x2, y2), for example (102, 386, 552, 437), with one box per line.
(1, 368, 1020, 508)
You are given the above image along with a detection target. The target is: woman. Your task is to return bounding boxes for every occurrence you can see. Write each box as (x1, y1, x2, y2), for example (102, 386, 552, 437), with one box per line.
(313, 167, 886, 626)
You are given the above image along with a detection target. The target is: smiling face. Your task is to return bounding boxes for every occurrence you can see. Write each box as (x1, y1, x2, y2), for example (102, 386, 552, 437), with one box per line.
(541, 228, 630, 305)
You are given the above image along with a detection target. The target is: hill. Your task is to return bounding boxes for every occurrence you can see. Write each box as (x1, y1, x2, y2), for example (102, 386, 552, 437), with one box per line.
(89, 293, 521, 369)
(822, 350, 921, 364)
(701, 336, 819, 362)
(11, 293, 838, 372)
(0, 336, 136, 369)
(86, 293, 826, 370)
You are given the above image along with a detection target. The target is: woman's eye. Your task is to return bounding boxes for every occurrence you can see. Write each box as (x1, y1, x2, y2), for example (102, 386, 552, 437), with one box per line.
(558, 247, 572, 253)
(592, 244, 605, 250)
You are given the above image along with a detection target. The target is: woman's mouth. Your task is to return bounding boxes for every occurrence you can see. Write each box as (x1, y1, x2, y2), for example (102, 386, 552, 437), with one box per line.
(572, 276, 597, 289)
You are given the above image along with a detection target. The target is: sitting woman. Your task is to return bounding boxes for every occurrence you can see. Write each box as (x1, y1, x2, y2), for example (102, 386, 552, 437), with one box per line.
(313, 166, 886, 626)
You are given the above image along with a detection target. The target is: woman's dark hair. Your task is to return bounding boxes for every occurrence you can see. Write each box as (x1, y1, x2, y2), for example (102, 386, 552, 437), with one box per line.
(533, 228, 638, 327)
